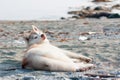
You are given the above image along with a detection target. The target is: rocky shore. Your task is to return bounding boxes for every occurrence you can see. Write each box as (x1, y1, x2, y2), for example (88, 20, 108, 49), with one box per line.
(0, 19, 120, 80)
(67, 0, 120, 19)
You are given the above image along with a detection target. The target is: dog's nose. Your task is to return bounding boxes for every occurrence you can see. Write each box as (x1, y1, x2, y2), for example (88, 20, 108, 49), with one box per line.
(41, 34, 44, 38)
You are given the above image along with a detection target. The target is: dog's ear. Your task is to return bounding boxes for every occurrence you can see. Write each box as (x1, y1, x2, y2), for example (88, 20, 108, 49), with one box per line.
(32, 25, 40, 34)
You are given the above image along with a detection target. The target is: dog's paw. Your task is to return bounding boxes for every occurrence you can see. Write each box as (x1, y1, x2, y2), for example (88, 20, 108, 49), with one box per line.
(84, 58, 92, 63)
(76, 63, 95, 72)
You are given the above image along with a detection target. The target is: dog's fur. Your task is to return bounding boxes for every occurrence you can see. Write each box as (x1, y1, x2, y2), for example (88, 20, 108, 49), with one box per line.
(22, 25, 94, 72)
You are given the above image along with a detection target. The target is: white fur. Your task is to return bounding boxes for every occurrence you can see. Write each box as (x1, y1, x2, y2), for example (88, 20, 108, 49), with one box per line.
(22, 25, 94, 72)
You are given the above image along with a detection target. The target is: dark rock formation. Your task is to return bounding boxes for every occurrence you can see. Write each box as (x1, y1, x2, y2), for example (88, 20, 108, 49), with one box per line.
(87, 12, 120, 18)
(92, 0, 111, 2)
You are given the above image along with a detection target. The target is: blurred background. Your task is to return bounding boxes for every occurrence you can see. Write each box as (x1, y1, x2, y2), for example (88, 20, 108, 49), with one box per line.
(0, 0, 119, 20)
(0, 0, 87, 20)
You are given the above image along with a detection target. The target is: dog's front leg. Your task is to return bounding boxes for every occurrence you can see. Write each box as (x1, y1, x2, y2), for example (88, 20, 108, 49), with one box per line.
(62, 50, 92, 63)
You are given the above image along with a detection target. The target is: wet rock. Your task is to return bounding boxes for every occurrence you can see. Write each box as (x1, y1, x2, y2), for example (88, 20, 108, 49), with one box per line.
(22, 76, 36, 80)
(87, 12, 110, 18)
(108, 13, 120, 18)
(70, 77, 90, 80)
(60, 17, 66, 20)
(68, 0, 120, 19)
(94, 6, 105, 10)
(72, 16, 80, 19)
(112, 4, 120, 9)
(96, 6, 110, 11)
(92, 0, 111, 2)
(85, 7, 91, 10)
(87, 12, 120, 18)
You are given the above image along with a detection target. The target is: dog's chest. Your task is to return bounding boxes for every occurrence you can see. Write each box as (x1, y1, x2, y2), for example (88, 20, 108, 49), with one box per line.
(25, 44, 65, 57)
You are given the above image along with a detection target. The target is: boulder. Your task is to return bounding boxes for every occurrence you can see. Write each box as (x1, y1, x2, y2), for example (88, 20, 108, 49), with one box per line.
(87, 12, 120, 18)
(112, 4, 120, 9)
(92, 0, 111, 2)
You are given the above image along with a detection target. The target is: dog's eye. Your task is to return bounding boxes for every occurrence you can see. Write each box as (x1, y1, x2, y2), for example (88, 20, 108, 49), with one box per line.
(34, 36, 38, 39)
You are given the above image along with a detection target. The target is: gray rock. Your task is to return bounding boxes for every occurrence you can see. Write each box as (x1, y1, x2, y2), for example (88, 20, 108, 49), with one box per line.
(22, 76, 36, 80)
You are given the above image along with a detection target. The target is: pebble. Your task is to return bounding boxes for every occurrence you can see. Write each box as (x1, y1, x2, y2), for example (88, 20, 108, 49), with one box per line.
(14, 40, 25, 44)
(79, 36, 89, 41)
(22, 76, 36, 80)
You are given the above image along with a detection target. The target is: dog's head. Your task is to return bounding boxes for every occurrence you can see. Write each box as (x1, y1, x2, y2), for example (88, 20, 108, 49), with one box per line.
(24, 25, 48, 46)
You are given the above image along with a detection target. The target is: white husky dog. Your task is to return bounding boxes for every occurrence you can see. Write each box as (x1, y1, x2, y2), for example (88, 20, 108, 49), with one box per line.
(22, 25, 94, 72)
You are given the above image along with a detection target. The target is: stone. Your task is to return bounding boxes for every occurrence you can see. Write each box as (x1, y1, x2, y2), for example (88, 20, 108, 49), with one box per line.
(22, 76, 35, 80)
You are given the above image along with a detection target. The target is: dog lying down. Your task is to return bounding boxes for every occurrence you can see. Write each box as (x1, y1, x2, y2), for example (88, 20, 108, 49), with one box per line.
(22, 25, 94, 72)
